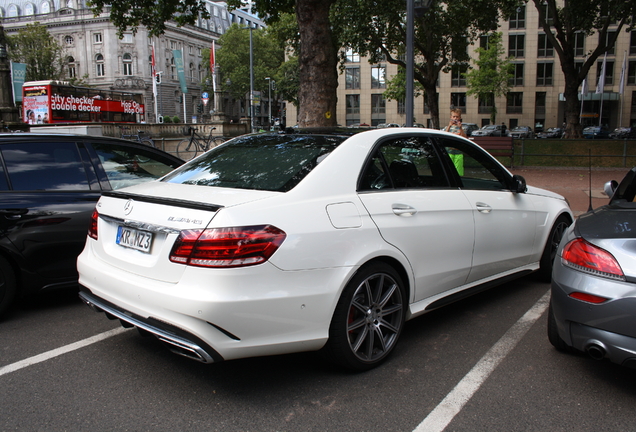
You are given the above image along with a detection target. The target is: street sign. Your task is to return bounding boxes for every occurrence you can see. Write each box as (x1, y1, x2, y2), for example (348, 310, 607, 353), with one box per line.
(202, 92, 209, 106)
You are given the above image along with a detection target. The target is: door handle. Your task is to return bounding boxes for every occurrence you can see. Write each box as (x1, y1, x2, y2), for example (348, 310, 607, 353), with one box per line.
(475, 202, 492, 214)
(0, 208, 28, 220)
(392, 204, 417, 217)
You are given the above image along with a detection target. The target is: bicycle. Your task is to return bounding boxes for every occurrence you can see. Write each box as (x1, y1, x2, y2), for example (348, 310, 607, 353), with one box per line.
(177, 127, 226, 161)
(119, 125, 155, 148)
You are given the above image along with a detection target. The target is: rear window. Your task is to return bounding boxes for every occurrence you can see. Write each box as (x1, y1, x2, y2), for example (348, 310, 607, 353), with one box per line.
(163, 134, 345, 192)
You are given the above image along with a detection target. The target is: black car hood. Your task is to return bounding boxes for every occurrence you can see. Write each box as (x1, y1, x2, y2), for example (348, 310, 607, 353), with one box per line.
(575, 204, 636, 239)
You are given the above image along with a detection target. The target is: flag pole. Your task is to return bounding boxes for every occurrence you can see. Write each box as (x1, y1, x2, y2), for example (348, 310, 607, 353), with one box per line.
(618, 50, 627, 127)
(596, 53, 607, 127)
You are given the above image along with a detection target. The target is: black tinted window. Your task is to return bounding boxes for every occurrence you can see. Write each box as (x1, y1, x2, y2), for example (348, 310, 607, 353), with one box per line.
(164, 134, 345, 192)
(2, 142, 89, 191)
(93, 142, 181, 190)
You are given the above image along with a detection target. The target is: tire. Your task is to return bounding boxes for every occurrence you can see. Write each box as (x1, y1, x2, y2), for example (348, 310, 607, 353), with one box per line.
(536, 215, 571, 282)
(547, 302, 570, 352)
(323, 262, 406, 371)
(0, 257, 17, 319)
(140, 138, 155, 148)
(177, 139, 198, 161)
(212, 137, 227, 148)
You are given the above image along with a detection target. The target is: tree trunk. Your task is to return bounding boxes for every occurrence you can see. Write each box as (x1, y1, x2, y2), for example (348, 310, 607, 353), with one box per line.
(563, 80, 583, 139)
(295, 0, 338, 127)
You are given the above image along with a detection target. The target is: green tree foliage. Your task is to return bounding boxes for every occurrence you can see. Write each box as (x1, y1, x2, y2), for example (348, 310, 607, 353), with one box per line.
(88, 0, 208, 37)
(331, 0, 518, 128)
(465, 32, 513, 124)
(529, 0, 636, 138)
(6, 23, 66, 81)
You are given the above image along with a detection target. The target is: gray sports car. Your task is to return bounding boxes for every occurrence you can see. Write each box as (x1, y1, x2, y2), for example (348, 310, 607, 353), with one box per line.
(549, 167, 636, 368)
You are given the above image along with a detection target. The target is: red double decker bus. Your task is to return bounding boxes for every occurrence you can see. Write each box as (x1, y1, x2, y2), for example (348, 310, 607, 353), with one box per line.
(22, 80, 145, 124)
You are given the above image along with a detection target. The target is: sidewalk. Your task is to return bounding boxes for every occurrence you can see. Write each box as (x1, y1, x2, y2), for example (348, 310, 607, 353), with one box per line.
(511, 166, 629, 216)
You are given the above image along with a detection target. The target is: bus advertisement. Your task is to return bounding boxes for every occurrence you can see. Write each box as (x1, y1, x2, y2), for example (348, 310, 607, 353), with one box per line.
(22, 81, 145, 124)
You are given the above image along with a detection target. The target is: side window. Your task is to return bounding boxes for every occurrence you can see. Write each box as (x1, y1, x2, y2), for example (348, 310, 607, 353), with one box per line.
(437, 137, 510, 191)
(359, 136, 448, 190)
(1, 142, 90, 191)
(92, 142, 181, 190)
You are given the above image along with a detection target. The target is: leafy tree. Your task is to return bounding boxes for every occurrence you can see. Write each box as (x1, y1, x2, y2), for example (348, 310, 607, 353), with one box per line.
(332, 0, 518, 129)
(529, 0, 636, 138)
(6, 23, 66, 81)
(465, 32, 513, 125)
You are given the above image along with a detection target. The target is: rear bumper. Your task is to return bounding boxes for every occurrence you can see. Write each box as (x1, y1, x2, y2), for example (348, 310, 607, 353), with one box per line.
(79, 288, 222, 363)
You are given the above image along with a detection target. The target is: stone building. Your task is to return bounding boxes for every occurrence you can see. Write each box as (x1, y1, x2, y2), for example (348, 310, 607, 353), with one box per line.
(0, 0, 265, 124)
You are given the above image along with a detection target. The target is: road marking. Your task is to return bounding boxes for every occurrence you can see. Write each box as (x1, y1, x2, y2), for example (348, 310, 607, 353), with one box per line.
(0, 327, 129, 377)
(413, 289, 551, 432)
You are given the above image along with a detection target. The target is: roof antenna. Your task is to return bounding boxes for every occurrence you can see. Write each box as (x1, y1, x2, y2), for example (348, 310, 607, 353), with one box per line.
(587, 148, 594, 212)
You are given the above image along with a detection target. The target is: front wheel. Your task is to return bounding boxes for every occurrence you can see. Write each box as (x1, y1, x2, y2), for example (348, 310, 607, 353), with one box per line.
(323, 262, 406, 371)
(177, 139, 198, 161)
(140, 138, 155, 148)
(536, 215, 571, 282)
(0, 257, 17, 319)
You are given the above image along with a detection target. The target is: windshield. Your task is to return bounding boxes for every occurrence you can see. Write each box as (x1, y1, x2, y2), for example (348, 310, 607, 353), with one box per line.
(163, 134, 346, 192)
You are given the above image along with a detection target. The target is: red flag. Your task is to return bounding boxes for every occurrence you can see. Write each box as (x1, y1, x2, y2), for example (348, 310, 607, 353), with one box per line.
(151, 44, 156, 77)
(210, 41, 215, 73)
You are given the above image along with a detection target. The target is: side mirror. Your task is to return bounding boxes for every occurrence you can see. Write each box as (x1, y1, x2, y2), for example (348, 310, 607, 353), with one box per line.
(604, 180, 618, 199)
(511, 174, 527, 193)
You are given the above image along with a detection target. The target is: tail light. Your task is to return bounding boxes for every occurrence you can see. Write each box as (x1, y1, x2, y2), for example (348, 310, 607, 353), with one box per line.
(88, 209, 99, 240)
(561, 238, 625, 281)
(169, 225, 286, 268)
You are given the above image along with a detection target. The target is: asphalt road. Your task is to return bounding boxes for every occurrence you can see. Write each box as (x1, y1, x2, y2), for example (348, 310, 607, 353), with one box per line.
(2, 276, 635, 432)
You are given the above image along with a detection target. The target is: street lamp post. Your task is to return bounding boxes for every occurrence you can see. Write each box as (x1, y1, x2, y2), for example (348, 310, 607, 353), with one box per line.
(405, 0, 433, 127)
(249, 26, 255, 133)
(265, 77, 272, 130)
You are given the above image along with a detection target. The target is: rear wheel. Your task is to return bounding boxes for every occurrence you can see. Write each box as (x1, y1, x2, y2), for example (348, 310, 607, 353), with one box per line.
(537, 215, 571, 282)
(177, 139, 198, 161)
(212, 137, 227, 148)
(0, 257, 17, 319)
(324, 262, 406, 371)
(547, 303, 570, 352)
(140, 137, 155, 148)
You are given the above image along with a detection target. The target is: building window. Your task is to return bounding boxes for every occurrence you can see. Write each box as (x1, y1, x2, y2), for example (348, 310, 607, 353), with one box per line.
(170, 40, 178, 50)
(122, 33, 133, 44)
(24, 2, 34, 14)
(67, 56, 76, 78)
(345, 48, 360, 63)
(506, 92, 523, 114)
(371, 94, 386, 126)
(371, 65, 386, 89)
(94, 33, 102, 43)
(601, 30, 616, 55)
(345, 67, 360, 89)
(171, 57, 176, 80)
(509, 6, 525, 29)
(451, 64, 468, 87)
(122, 53, 133, 76)
(64, 35, 74, 46)
(539, 3, 554, 26)
(537, 34, 553, 57)
(95, 54, 105, 77)
(8, 4, 18, 17)
(397, 99, 405, 115)
(630, 31, 636, 56)
(480, 35, 491, 50)
(597, 60, 615, 86)
(450, 93, 466, 112)
(189, 62, 195, 79)
(536, 63, 553, 86)
(41, 1, 50, 13)
(628, 60, 636, 85)
(508, 34, 524, 58)
(478, 94, 494, 115)
(535, 92, 547, 116)
(574, 32, 585, 57)
(346, 94, 360, 125)
(510, 63, 524, 86)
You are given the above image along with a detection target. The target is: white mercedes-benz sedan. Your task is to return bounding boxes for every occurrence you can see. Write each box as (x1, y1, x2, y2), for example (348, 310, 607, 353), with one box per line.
(78, 127, 573, 371)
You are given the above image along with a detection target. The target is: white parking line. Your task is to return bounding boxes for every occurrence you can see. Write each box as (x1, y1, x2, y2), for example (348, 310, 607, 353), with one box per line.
(0, 327, 129, 377)
(413, 289, 551, 432)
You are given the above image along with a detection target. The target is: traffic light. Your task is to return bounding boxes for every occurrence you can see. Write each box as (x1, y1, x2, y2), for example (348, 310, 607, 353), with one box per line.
(197, 104, 203, 113)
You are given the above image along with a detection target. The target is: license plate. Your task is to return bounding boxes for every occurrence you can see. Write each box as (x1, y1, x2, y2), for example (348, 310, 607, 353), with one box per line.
(116, 226, 153, 253)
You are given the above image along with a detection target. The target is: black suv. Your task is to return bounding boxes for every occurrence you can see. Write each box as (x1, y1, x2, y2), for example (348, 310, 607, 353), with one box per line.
(0, 133, 183, 317)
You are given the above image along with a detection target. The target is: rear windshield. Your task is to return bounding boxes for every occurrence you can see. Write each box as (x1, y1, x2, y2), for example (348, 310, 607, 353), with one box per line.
(163, 134, 346, 192)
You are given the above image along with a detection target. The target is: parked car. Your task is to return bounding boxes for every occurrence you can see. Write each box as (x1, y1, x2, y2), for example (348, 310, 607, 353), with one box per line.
(376, 123, 401, 128)
(0, 133, 183, 318)
(582, 126, 610, 139)
(549, 167, 636, 369)
(78, 127, 572, 371)
(462, 123, 480, 137)
(609, 127, 636, 139)
(536, 127, 564, 139)
(471, 124, 508, 137)
(509, 126, 534, 139)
